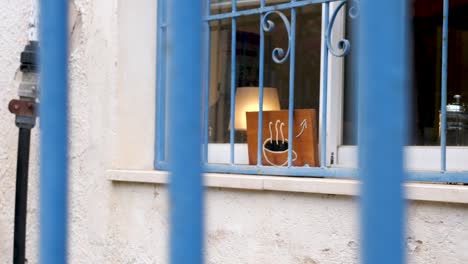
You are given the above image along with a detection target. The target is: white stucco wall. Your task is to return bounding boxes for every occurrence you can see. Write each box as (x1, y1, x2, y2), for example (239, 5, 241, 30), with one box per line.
(107, 183, 468, 264)
(1, 1, 468, 264)
(0, 0, 40, 262)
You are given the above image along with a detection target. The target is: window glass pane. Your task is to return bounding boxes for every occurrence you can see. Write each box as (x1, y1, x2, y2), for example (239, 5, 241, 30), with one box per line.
(343, 0, 468, 146)
(342, 8, 358, 145)
(209, 0, 290, 15)
(208, 6, 322, 145)
(210, 0, 260, 15)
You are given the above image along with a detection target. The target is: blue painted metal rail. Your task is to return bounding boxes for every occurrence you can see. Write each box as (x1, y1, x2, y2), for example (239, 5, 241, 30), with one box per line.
(167, 1, 204, 264)
(358, 0, 408, 263)
(320, 3, 330, 168)
(287, 3, 297, 167)
(203, 0, 212, 164)
(229, 0, 238, 165)
(257, 0, 266, 166)
(440, 0, 449, 172)
(39, 0, 69, 263)
(155, 0, 167, 165)
(205, 0, 333, 21)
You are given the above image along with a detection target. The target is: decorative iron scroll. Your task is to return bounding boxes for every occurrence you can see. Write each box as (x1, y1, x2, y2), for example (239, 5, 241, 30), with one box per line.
(262, 11, 291, 64)
(326, 0, 359, 57)
(348, 0, 360, 19)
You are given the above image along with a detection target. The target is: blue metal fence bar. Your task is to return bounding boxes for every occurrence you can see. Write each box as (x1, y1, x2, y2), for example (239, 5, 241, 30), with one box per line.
(287, 5, 297, 167)
(39, 0, 69, 263)
(155, 0, 167, 165)
(257, 0, 266, 166)
(205, 0, 333, 21)
(320, 3, 330, 168)
(206, 165, 468, 183)
(358, 0, 408, 263)
(440, 0, 449, 172)
(205, 163, 358, 177)
(408, 171, 468, 182)
(229, 0, 238, 164)
(203, 0, 212, 163)
(167, 1, 204, 263)
(159, 161, 468, 183)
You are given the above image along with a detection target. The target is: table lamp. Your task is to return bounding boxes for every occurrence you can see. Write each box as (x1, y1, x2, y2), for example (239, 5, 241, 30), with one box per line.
(232, 86, 281, 131)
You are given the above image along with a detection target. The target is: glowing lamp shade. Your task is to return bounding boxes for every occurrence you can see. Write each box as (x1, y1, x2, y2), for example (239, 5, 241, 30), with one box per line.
(233, 87, 281, 131)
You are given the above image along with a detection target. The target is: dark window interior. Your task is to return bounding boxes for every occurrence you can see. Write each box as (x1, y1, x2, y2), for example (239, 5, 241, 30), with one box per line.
(343, 0, 468, 145)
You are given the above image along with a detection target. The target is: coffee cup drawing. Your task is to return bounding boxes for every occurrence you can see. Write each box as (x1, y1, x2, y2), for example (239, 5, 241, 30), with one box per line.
(262, 120, 298, 166)
(246, 109, 318, 167)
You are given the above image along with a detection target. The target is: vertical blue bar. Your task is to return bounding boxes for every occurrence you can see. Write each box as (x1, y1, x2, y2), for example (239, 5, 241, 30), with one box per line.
(156, 0, 167, 165)
(320, 3, 329, 168)
(440, 0, 449, 172)
(257, 0, 266, 166)
(287, 5, 296, 167)
(39, 0, 68, 263)
(203, 0, 212, 163)
(167, 1, 203, 264)
(229, 0, 237, 165)
(358, 0, 408, 264)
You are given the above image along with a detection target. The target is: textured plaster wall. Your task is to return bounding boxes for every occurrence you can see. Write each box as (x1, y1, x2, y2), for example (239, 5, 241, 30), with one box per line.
(0, 0, 118, 263)
(1, 0, 468, 264)
(107, 183, 468, 264)
(66, 0, 118, 262)
(0, 0, 40, 262)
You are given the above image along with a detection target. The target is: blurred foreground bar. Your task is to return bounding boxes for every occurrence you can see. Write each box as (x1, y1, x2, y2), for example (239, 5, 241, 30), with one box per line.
(39, 0, 69, 263)
(357, 0, 408, 263)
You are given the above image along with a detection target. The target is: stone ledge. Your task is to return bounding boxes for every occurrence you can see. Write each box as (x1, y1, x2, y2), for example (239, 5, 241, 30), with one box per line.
(107, 169, 468, 204)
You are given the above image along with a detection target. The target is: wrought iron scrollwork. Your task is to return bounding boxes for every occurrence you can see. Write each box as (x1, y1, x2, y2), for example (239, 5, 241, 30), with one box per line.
(326, 0, 359, 57)
(262, 11, 291, 64)
(348, 0, 360, 19)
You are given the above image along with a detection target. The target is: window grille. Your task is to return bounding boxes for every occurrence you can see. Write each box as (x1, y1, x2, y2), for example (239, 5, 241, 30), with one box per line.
(155, 0, 468, 183)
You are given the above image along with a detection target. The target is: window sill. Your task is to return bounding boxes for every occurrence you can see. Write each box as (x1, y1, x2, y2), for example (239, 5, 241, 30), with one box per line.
(107, 169, 468, 204)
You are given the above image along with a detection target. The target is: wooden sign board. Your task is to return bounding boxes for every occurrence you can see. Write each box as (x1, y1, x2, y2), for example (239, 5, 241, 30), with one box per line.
(246, 109, 319, 167)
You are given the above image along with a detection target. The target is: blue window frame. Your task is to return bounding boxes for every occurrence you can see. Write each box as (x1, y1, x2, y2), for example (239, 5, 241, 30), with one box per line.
(155, 0, 468, 183)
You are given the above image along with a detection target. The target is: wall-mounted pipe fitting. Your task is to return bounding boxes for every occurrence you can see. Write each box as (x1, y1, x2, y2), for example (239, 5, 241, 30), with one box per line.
(9, 41, 39, 129)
